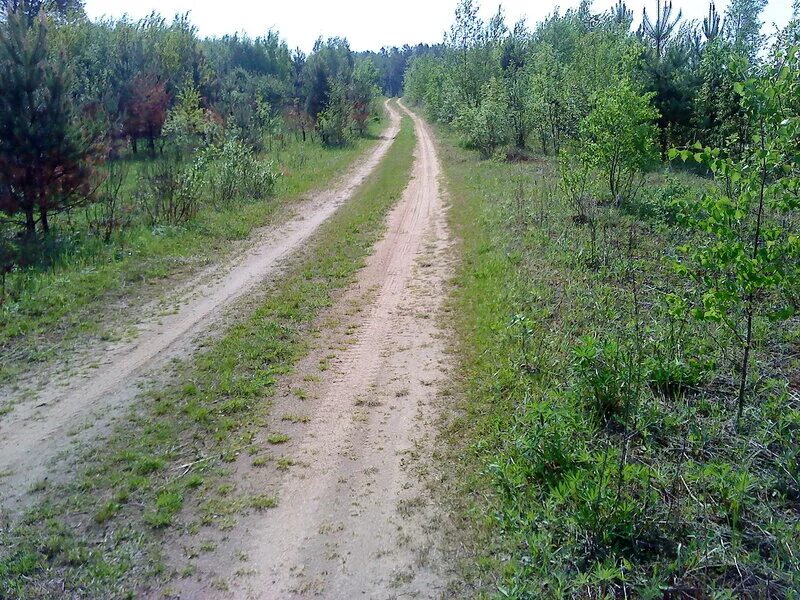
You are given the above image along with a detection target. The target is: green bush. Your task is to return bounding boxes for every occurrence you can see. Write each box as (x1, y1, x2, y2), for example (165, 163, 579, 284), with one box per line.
(453, 77, 512, 158)
(630, 178, 690, 224)
(572, 336, 632, 423)
(200, 137, 279, 206)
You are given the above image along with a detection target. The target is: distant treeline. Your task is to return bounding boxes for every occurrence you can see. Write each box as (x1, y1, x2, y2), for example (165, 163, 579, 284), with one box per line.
(0, 0, 441, 240)
(405, 0, 800, 158)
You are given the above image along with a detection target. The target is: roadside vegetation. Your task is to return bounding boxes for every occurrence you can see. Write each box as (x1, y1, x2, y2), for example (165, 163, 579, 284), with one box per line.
(412, 0, 800, 597)
(0, 110, 416, 599)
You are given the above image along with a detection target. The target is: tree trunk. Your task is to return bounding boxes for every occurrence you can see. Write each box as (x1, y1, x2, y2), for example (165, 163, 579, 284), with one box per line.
(131, 138, 138, 155)
(39, 206, 49, 234)
(24, 206, 36, 238)
(736, 308, 753, 430)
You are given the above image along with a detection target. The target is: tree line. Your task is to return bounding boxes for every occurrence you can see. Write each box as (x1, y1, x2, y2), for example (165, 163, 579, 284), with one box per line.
(0, 0, 429, 246)
(406, 0, 798, 160)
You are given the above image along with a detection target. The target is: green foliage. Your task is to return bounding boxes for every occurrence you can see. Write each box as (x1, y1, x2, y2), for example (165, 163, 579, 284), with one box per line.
(562, 79, 660, 206)
(583, 80, 660, 203)
(408, 0, 796, 165)
(351, 58, 380, 133)
(135, 160, 201, 227)
(724, 0, 768, 60)
(403, 55, 449, 120)
(199, 137, 279, 205)
(453, 77, 511, 158)
(318, 80, 353, 147)
(162, 85, 221, 155)
(441, 118, 800, 598)
(693, 39, 749, 150)
(572, 336, 632, 422)
(0, 6, 97, 236)
(670, 46, 800, 425)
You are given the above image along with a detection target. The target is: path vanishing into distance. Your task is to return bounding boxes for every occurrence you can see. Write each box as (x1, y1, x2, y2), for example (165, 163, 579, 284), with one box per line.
(0, 101, 402, 513)
(168, 101, 453, 599)
(1, 102, 455, 598)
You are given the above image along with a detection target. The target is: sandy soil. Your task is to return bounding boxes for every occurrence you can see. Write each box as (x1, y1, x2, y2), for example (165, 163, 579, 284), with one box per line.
(0, 101, 402, 514)
(166, 102, 454, 599)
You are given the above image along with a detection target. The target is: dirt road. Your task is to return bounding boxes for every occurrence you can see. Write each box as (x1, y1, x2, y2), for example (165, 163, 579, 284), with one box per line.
(0, 102, 402, 513)
(172, 103, 453, 598)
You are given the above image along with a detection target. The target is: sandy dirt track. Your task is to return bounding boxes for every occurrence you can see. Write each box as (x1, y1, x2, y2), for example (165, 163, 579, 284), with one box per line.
(171, 102, 453, 599)
(0, 102, 402, 513)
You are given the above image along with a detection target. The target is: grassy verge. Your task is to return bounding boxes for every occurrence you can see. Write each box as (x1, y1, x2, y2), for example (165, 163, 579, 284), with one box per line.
(439, 125, 800, 597)
(0, 109, 415, 599)
(0, 114, 386, 361)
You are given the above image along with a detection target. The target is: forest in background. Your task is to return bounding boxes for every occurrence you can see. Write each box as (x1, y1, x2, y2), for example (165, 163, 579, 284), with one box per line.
(0, 0, 438, 344)
(406, 0, 798, 159)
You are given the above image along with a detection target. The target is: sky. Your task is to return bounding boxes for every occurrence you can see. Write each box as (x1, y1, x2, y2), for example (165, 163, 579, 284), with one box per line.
(83, 0, 795, 52)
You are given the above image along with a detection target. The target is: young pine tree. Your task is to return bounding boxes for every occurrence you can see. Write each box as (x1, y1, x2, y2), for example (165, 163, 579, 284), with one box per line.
(0, 5, 96, 237)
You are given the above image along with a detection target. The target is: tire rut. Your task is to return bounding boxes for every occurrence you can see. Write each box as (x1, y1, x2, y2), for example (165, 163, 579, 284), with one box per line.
(171, 102, 453, 599)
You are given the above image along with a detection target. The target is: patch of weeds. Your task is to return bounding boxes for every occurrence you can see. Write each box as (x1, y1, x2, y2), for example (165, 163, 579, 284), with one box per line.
(249, 495, 278, 511)
(29, 480, 48, 493)
(184, 474, 204, 489)
(180, 564, 196, 578)
(251, 456, 270, 468)
(94, 501, 122, 524)
(281, 413, 310, 424)
(144, 490, 183, 528)
(276, 457, 295, 471)
(217, 483, 235, 497)
(267, 433, 290, 445)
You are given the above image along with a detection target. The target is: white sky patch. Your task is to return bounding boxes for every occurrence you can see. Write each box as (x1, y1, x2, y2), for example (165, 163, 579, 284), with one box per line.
(83, 0, 794, 52)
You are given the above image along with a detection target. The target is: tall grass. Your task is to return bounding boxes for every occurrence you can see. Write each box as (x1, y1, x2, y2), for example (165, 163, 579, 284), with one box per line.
(441, 127, 800, 598)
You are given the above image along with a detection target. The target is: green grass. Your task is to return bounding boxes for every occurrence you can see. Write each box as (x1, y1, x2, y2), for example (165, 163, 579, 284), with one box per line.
(438, 125, 800, 598)
(0, 114, 387, 372)
(0, 108, 416, 599)
(266, 433, 290, 445)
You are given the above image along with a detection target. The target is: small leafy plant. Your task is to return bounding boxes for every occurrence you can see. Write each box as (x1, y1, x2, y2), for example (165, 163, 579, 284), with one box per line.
(670, 47, 800, 427)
